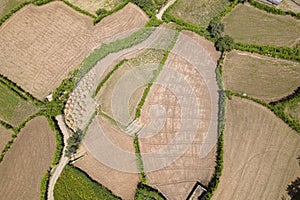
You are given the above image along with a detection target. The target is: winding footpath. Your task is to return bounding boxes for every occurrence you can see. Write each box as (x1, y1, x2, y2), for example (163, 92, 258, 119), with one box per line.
(156, 0, 177, 20)
(47, 115, 70, 200)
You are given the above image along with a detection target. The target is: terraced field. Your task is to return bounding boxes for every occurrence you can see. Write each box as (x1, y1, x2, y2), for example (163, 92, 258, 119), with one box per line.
(0, 116, 56, 200)
(0, 1, 148, 99)
(223, 50, 300, 102)
(222, 3, 300, 47)
(212, 97, 300, 200)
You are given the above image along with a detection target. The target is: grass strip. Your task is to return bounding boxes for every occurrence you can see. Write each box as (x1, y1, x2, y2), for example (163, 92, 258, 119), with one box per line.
(134, 136, 146, 183)
(134, 182, 166, 200)
(61, 0, 96, 18)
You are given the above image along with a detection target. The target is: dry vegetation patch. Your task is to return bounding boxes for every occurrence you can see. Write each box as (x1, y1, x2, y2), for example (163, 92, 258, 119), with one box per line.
(0, 1, 148, 99)
(223, 3, 300, 46)
(68, 0, 123, 14)
(0, 126, 12, 152)
(0, 0, 27, 17)
(0, 116, 56, 200)
(223, 50, 300, 102)
(212, 97, 300, 200)
(278, 0, 300, 13)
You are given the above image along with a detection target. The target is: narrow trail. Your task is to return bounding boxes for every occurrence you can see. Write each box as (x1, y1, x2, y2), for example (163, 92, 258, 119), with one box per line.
(156, 0, 177, 20)
(47, 115, 70, 200)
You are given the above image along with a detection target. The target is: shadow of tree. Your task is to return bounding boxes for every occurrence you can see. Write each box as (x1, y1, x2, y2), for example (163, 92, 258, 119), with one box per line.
(287, 177, 300, 200)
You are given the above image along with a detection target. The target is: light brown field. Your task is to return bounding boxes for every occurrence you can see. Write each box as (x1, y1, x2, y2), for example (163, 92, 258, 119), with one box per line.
(223, 50, 300, 102)
(0, 116, 56, 200)
(212, 97, 300, 200)
(0, 126, 12, 152)
(139, 51, 216, 200)
(75, 115, 140, 200)
(0, 1, 148, 99)
(68, 0, 123, 14)
(223, 3, 300, 47)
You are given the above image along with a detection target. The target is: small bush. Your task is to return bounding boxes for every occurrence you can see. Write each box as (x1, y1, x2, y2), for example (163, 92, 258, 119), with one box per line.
(96, 8, 107, 16)
(215, 35, 234, 52)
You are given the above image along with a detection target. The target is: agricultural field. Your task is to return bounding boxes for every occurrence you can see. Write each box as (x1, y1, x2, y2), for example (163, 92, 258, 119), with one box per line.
(168, 0, 230, 27)
(0, 0, 27, 17)
(0, 116, 55, 200)
(223, 50, 300, 102)
(54, 165, 121, 200)
(222, 3, 300, 47)
(278, 0, 300, 13)
(0, 1, 148, 99)
(96, 49, 165, 118)
(0, 82, 38, 127)
(212, 97, 300, 200)
(0, 126, 13, 152)
(68, 0, 123, 14)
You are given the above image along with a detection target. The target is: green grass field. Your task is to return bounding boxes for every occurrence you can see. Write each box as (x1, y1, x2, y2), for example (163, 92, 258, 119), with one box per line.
(54, 165, 121, 200)
(0, 83, 38, 126)
(222, 3, 300, 47)
(168, 0, 230, 28)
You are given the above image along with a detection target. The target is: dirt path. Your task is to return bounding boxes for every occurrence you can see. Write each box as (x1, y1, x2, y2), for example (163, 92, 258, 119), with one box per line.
(47, 115, 70, 200)
(156, 0, 176, 20)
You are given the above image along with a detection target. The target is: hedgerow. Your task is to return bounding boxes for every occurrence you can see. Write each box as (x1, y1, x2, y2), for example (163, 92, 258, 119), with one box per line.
(220, 0, 239, 18)
(204, 53, 226, 199)
(134, 182, 166, 200)
(134, 136, 146, 183)
(235, 43, 300, 61)
(0, 120, 14, 130)
(248, 0, 300, 19)
(32, 0, 53, 6)
(40, 170, 50, 200)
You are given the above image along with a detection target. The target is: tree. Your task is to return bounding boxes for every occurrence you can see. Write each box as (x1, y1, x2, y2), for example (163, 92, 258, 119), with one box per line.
(215, 35, 234, 52)
(208, 18, 224, 38)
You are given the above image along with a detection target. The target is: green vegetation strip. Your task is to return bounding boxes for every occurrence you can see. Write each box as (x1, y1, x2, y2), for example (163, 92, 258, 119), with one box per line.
(235, 43, 300, 62)
(135, 31, 180, 119)
(134, 136, 146, 183)
(40, 169, 50, 200)
(204, 53, 226, 199)
(61, 0, 96, 18)
(93, 59, 128, 97)
(134, 182, 166, 200)
(248, 0, 300, 19)
(226, 90, 300, 134)
(54, 165, 121, 200)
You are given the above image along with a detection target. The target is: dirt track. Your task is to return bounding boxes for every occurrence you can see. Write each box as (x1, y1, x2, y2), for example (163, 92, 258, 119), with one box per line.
(0, 2, 148, 99)
(0, 116, 55, 200)
(212, 97, 300, 200)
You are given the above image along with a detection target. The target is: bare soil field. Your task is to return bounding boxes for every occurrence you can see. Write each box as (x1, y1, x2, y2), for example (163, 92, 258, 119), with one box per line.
(168, 0, 230, 27)
(68, 0, 123, 14)
(223, 3, 300, 47)
(223, 50, 300, 102)
(75, 154, 139, 200)
(212, 97, 300, 200)
(0, 1, 148, 99)
(0, 82, 38, 127)
(139, 50, 217, 199)
(0, 126, 12, 152)
(278, 0, 300, 13)
(0, 116, 56, 200)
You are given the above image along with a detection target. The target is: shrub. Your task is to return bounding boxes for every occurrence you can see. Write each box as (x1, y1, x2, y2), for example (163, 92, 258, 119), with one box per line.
(215, 35, 234, 52)
(208, 18, 224, 38)
(96, 8, 107, 16)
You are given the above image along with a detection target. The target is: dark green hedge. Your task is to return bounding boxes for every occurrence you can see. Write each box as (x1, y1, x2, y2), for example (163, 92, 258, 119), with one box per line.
(235, 43, 300, 61)
(249, 0, 300, 19)
(40, 169, 50, 200)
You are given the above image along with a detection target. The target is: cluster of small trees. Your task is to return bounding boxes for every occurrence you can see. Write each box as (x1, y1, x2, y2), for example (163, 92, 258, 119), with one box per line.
(65, 129, 82, 158)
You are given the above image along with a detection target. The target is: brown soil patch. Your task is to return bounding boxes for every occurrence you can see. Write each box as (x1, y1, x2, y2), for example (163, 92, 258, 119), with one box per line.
(0, 116, 56, 200)
(223, 50, 300, 102)
(0, 126, 12, 152)
(212, 97, 300, 200)
(74, 150, 139, 200)
(139, 52, 216, 200)
(0, 2, 148, 99)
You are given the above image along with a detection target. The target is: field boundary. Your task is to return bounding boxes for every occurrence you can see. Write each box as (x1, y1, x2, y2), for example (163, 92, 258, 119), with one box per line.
(226, 90, 300, 133)
(204, 52, 226, 200)
(248, 0, 300, 19)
